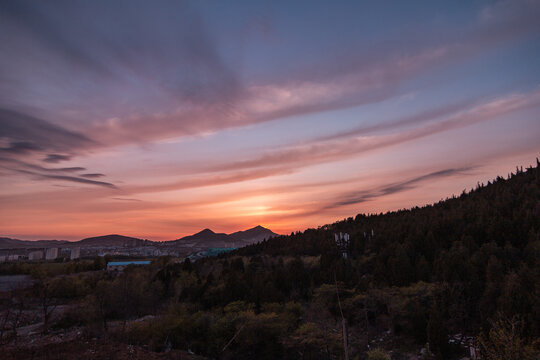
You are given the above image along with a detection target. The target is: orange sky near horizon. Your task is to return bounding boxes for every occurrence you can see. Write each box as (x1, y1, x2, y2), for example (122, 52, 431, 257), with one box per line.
(2, 145, 537, 241)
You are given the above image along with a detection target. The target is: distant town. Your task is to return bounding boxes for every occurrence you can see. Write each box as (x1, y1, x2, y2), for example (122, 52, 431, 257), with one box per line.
(0, 226, 278, 263)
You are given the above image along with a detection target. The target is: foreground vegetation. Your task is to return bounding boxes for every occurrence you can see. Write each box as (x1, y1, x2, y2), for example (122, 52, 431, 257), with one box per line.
(1, 162, 539, 359)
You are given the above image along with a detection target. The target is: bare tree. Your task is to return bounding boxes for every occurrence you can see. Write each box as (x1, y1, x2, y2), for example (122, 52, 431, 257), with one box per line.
(479, 314, 538, 360)
(32, 270, 58, 334)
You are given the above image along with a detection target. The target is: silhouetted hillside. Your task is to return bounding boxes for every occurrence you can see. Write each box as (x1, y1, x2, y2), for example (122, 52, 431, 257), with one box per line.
(0, 238, 69, 249)
(171, 225, 277, 247)
(0, 226, 278, 250)
(238, 162, 540, 263)
(174, 229, 230, 244)
(0, 235, 145, 250)
(229, 225, 278, 243)
(76, 234, 145, 247)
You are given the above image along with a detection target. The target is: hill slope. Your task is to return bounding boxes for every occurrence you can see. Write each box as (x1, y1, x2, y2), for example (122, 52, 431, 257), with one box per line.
(0, 238, 69, 249)
(76, 234, 146, 247)
(229, 225, 278, 244)
(0, 226, 278, 250)
(171, 225, 277, 248)
(238, 162, 540, 262)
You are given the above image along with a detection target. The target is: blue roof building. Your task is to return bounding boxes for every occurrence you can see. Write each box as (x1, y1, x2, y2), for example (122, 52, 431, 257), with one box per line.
(107, 260, 151, 271)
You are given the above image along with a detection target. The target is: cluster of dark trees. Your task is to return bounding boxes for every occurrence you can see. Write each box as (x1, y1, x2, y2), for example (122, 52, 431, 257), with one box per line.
(1, 162, 538, 359)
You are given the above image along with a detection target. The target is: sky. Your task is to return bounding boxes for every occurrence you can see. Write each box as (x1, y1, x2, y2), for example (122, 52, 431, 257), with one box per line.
(1, 0, 539, 241)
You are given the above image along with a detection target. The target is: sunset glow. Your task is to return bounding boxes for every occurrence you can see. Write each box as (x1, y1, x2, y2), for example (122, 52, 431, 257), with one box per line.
(1, 0, 539, 240)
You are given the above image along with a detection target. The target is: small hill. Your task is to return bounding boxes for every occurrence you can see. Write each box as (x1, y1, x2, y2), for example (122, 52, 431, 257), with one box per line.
(76, 234, 145, 247)
(0, 238, 69, 249)
(174, 229, 230, 244)
(229, 225, 278, 244)
(0, 235, 144, 249)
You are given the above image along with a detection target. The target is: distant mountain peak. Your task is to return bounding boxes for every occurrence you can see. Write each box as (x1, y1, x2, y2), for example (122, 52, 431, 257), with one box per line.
(170, 225, 278, 247)
(0, 234, 144, 249)
(77, 234, 144, 247)
(197, 228, 215, 235)
(229, 226, 278, 242)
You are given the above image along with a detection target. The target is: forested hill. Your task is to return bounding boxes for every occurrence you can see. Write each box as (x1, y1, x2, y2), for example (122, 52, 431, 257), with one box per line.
(225, 161, 540, 357)
(237, 160, 540, 268)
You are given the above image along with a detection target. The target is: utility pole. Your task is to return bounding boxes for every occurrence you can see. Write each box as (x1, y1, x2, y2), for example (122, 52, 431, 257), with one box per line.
(334, 271, 349, 360)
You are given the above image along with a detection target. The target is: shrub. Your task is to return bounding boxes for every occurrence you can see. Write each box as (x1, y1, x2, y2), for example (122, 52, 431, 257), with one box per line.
(366, 348, 391, 360)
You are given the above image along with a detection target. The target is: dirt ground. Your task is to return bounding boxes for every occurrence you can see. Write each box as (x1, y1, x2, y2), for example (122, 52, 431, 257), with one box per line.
(3, 339, 200, 360)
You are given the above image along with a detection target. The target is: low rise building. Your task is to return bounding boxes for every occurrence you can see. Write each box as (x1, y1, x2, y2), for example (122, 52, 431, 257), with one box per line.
(70, 247, 81, 260)
(29, 250, 43, 261)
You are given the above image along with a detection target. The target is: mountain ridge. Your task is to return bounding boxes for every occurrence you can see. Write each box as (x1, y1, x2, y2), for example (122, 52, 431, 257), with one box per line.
(170, 225, 278, 247)
(0, 225, 278, 249)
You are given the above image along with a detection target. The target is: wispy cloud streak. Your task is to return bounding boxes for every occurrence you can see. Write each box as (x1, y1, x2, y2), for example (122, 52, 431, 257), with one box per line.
(43, 154, 72, 163)
(81, 173, 105, 178)
(326, 167, 474, 209)
(0, 108, 94, 154)
(13, 169, 116, 189)
(209, 89, 540, 174)
(2, 0, 539, 150)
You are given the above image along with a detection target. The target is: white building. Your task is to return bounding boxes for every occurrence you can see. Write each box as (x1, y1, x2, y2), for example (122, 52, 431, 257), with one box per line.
(70, 247, 81, 260)
(45, 248, 58, 260)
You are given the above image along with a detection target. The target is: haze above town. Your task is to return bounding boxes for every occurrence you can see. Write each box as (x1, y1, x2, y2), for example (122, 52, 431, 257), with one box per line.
(1, 0, 540, 241)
